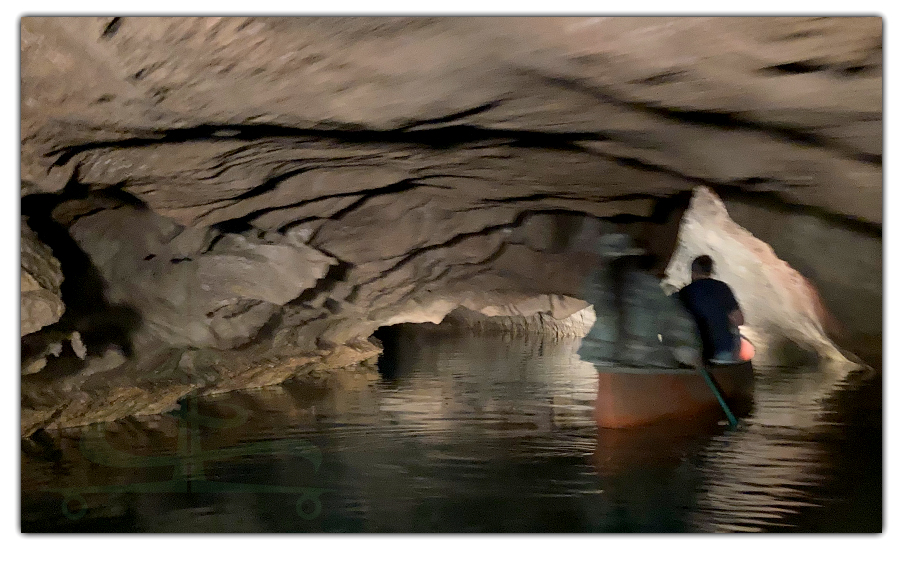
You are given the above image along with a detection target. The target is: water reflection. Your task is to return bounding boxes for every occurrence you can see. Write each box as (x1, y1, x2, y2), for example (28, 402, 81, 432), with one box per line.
(687, 366, 878, 532)
(21, 326, 880, 532)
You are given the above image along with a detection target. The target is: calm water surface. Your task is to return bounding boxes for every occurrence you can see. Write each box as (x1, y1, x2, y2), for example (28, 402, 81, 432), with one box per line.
(21, 326, 881, 532)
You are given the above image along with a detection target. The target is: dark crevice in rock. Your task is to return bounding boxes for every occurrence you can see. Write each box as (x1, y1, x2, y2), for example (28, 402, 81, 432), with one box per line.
(209, 217, 256, 236)
(316, 179, 425, 223)
(231, 309, 285, 351)
(397, 101, 502, 131)
(838, 65, 877, 76)
(479, 193, 654, 205)
(371, 324, 403, 379)
(324, 298, 342, 314)
(276, 217, 324, 235)
(630, 70, 687, 85)
(284, 260, 353, 309)
(601, 191, 695, 274)
(363, 213, 529, 285)
(580, 145, 882, 234)
(646, 191, 695, 223)
(202, 166, 314, 207)
(521, 68, 882, 166)
(718, 188, 883, 238)
(100, 17, 122, 39)
(504, 135, 602, 152)
(206, 298, 266, 320)
(46, 122, 608, 168)
(760, 61, 878, 78)
(21, 182, 144, 362)
(209, 177, 426, 231)
(761, 60, 830, 75)
(416, 172, 490, 182)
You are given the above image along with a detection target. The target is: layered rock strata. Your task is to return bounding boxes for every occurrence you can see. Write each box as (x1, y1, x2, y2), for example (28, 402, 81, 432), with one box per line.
(21, 219, 65, 337)
(19, 17, 881, 432)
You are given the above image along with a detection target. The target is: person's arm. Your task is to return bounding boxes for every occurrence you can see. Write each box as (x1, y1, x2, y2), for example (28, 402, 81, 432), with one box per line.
(723, 283, 744, 327)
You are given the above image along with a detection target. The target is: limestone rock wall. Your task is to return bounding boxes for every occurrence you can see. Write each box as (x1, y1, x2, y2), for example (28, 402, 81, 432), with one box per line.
(67, 206, 337, 349)
(721, 196, 882, 365)
(21, 218, 65, 336)
(442, 303, 596, 339)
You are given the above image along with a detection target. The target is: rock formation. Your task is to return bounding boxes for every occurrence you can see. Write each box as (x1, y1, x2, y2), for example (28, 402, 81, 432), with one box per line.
(21, 219, 65, 336)
(664, 187, 860, 370)
(67, 206, 337, 349)
(441, 302, 596, 339)
(19, 17, 881, 433)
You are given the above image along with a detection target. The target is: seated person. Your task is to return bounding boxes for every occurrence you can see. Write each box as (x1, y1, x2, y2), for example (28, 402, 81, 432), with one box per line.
(677, 255, 744, 363)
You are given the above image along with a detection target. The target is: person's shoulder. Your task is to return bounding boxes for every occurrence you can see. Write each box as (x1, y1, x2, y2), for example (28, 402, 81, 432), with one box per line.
(694, 278, 730, 293)
(711, 278, 738, 295)
(690, 278, 715, 289)
(711, 278, 735, 290)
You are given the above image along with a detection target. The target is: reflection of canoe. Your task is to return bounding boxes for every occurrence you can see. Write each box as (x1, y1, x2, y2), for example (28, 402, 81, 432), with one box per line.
(593, 414, 724, 474)
(595, 339, 755, 429)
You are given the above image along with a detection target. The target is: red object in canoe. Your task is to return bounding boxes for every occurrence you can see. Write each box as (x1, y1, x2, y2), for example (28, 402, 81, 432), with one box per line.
(739, 336, 754, 361)
(594, 338, 755, 429)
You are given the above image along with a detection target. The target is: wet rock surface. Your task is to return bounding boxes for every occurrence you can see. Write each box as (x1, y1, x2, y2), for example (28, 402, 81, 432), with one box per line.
(20, 338, 382, 436)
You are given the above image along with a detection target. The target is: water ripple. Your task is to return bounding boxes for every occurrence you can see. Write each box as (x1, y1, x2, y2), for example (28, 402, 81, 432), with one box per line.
(21, 327, 880, 532)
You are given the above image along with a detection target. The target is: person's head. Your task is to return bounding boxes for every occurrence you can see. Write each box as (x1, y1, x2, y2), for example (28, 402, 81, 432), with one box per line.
(691, 255, 714, 281)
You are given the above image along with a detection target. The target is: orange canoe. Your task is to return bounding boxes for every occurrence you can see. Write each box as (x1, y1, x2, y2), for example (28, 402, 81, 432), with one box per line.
(595, 339, 755, 429)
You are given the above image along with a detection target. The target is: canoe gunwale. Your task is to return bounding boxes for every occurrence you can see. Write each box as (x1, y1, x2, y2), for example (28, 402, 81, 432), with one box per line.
(593, 360, 752, 377)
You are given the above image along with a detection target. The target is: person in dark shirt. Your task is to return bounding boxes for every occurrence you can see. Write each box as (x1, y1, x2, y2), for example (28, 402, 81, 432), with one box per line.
(677, 255, 744, 363)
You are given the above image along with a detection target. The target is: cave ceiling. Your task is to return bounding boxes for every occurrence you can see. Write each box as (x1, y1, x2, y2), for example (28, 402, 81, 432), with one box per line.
(22, 16, 881, 225)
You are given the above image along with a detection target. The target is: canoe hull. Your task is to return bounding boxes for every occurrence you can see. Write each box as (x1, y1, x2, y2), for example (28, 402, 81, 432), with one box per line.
(594, 361, 754, 428)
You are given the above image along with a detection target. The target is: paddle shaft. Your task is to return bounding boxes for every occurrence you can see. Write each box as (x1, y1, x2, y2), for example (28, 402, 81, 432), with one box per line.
(699, 366, 739, 428)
